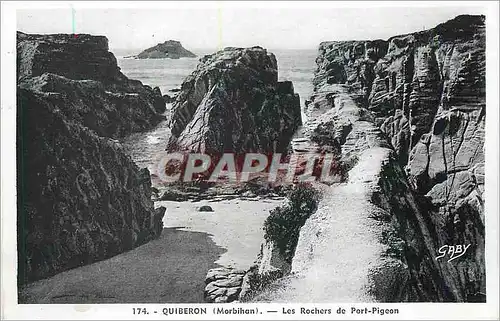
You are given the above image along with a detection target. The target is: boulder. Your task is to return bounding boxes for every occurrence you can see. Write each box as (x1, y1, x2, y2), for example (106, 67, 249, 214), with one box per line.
(250, 14, 486, 303)
(163, 94, 175, 104)
(198, 205, 214, 212)
(152, 86, 166, 113)
(204, 267, 245, 303)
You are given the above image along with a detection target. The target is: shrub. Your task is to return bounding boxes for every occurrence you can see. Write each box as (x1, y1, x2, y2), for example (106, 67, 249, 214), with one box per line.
(263, 183, 321, 263)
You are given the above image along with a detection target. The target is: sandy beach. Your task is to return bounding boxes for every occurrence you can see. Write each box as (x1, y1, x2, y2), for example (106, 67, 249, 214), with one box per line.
(19, 198, 282, 303)
(159, 198, 285, 270)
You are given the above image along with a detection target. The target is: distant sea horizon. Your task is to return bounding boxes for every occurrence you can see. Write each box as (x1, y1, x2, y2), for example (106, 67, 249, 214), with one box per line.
(111, 47, 319, 57)
(115, 48, 318, 116)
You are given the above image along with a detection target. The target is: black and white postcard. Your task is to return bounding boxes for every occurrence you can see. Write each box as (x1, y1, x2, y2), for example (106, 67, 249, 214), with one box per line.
(1, 1, 499, 320)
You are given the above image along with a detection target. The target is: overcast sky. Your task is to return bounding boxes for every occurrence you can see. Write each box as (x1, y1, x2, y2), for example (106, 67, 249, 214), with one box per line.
(17, 4, 486, 51)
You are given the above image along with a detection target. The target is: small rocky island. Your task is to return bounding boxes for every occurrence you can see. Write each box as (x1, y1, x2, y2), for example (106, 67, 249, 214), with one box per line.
(136, 40, 196, 59)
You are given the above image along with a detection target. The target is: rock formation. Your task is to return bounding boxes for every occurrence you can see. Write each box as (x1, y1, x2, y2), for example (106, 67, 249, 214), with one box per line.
(136, 40, 196, 59)
(17, 32, 167, 136)
(246, 15, 485, 302)
(167, 46, 302, 155)
(17, 32, 166, 285)
(204, 268, 245, 303)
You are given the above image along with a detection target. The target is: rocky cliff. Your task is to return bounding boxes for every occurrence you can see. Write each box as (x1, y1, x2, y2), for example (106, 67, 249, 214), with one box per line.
(17, 31, 167, 129)
(247, 15, 485, 302)
(17, 32, 166, 285)
(167, 46, 302, 154)
(136, 40, 196, 59)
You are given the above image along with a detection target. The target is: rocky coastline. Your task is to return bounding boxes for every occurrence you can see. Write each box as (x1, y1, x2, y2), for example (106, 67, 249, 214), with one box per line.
(167, 46, 302, 155)
(203, 14, 486, 303)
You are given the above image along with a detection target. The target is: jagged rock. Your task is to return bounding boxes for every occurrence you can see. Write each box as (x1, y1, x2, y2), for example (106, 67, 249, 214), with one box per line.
(163, 94, 175, 104)
(206, 267, 232, 284)
(204, 267, 245, 303)
(154, 207, 166, 235)
(258, 240, 291, 276)
(313, 15, 485, 167)
(136, 40, 196, 59)
(167, 46, 302, 154)
(152, 86, 166, 113)
(239, 267, 258, 301)
(17, 32, 166, 137)
(212, 276, 243, 288)
(225, 287, 241, 301)
(17, 88, 166, 284)
(314, 40, 388, 99)
(198, 205, 214, 212)
(16, 32, 168, 285)
(237, 241, 288, 302)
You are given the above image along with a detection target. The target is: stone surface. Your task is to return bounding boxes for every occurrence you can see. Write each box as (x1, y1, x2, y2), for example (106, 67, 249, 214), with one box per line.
(17, 88, 166, 284)
(17, 32, 122, 84)
(136, 40, 196, 59)
(238, 242, 288, 302)
(249, 15, 485, 303)
(167, 46, 302, 155)
(18, 73, 165, 138)
(313, 40, 388, 101)
(306, 15, 486, 302)
(17, 32, 167, 284)
(204, 267, 245, 303)
(17, 32, 166, 138)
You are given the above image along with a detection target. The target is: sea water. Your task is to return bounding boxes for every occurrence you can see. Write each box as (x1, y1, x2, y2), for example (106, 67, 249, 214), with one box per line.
(117, 49, 317, 171)
(117, 49, 317, 107)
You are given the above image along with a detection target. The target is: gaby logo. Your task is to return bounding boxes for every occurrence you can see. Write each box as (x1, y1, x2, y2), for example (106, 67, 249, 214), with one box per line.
(435, 244, 471, 263)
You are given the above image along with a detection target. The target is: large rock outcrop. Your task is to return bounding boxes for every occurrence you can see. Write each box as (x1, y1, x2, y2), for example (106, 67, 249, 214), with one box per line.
(248, 15, 485, 302)
(17, 31, 167, 130)
(167, 47, 302, 154)
(136, 40, 196, 59)
(17, 32, 166, 285)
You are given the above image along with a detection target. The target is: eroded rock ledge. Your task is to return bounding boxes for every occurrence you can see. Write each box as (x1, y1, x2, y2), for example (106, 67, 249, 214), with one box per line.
(17, 32, 166, 285)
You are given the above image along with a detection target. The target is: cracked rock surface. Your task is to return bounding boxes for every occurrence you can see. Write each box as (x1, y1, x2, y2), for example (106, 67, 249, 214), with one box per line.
(249, 15, 485, 303)
(308, 15, 485, 301)
(204, 267, 245, 303)
(167, 46, 302, 154)
(17, 32, 166, 285)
